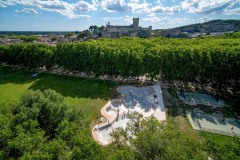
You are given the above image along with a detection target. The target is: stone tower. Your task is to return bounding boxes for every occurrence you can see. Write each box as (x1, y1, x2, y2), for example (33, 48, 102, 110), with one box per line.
(133, 18, 139, 29)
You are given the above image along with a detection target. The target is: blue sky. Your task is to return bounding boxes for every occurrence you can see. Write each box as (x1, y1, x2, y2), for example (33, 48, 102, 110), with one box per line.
(0, 0, 239, 31)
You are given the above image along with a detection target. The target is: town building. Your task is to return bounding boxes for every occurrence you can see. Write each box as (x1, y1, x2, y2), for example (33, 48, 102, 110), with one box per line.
(102, 18, 152, 38)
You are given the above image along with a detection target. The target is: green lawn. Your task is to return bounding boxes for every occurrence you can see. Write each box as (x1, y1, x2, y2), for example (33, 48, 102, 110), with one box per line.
(200, 131, 235, 145)
(1, 66, 236, 142)
(0, 66, 118, 128)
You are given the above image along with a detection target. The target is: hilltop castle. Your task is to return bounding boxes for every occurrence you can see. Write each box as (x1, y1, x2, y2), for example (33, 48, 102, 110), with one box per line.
(102, 18, 152, 38)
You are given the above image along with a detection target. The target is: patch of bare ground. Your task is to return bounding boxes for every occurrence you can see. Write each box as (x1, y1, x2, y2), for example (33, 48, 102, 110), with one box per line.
(174, 116, 201, 139)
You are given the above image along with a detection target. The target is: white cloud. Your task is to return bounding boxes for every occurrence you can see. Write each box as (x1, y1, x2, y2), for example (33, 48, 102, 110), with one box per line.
(1, 0, 239, 20)
(151, 5, 180, 14)
(0, 0, 15, 6)
(0, 3, 6, 7)
(35, 0, 80, 19)
(142, 16, 174, 23)
(103, 15, 132, 22)
(142, 16, 192, 24)
(100, 0, 181, 15)
(225, 7, 240, 15)
(123, 15, 133, 22)
(170, 17, 192, 24)
(142, 16, 163, 23)
(101, 0, 130, 12)
(130, 0, 140, 3)
(75, 1, 97, 12)
(100, 0, 240, 15)
(181, 0, 240, 15)
(128, 2, 151, 13)
(103, 16, 124, 21)
(224, 0, 240, 15)
(73, 14, 91, 18)
(0, 0, 96, 19)
(15, 8, 39, 14)
(38, 1, 70, 10)
(101, 0, 151, 12)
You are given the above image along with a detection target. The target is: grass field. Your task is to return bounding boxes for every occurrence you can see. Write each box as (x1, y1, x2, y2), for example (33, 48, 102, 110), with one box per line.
(0, 66, 119, 129)
(200, 131, 235, 145)
(1, 66, 235, 147)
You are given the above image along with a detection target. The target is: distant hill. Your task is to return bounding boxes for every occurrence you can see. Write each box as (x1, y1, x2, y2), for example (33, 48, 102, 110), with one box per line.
(155, 19, 240, 38)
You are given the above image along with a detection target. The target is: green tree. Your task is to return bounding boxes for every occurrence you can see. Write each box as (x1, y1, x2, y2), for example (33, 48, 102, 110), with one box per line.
(89, 25, 99, 34)
(130, 117, 206, 160)
(126, 111, 143, 136)
(0, 113, 13, 159)
(13, 89, 67, 138)
(78, 30, 92, 38)
(1, 36, 240, 89)
(110, 127, 128, 145)
(105, 144, 135, 160)
(65, 32, 74, 37)
(205, 136, 240, 160)
(7, 120, 47, 159)
(0, 89, 104, 159)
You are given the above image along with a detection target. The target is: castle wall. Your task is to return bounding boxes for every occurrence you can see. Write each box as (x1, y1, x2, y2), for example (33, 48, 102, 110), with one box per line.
(102, 31, 119, 38)
(133, 18, 139, 29)
(102, 18, 151, 38)
(108, 26, 132, 33)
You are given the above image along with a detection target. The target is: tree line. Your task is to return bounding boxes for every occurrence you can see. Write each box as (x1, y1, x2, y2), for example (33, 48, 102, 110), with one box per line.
(0, 36, 239, 88)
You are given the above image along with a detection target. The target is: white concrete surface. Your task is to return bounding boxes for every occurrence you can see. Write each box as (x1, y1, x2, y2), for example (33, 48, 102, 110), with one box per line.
(93, 84, 166, 145)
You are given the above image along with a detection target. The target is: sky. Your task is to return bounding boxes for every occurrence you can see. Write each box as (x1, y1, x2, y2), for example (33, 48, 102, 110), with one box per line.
(0, 0, 239, 31)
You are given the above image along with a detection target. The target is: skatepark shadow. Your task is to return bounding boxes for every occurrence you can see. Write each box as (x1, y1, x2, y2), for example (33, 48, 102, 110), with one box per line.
(119, 86, 154, 112)
(226, 119, 240, 128)
(166, 105, 182, 117)
(196, 113, 218, 125)
(196, 113, 240, 128)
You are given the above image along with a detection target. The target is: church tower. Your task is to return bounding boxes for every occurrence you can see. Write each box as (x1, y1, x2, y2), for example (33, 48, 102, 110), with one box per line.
(133, 18, 139, 29)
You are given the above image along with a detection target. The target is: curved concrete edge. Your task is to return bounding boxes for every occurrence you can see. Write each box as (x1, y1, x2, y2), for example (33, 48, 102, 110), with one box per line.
(92, 84, 166, 145)
(100, 101, 118, 123)
(92, 100, 118, 145)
